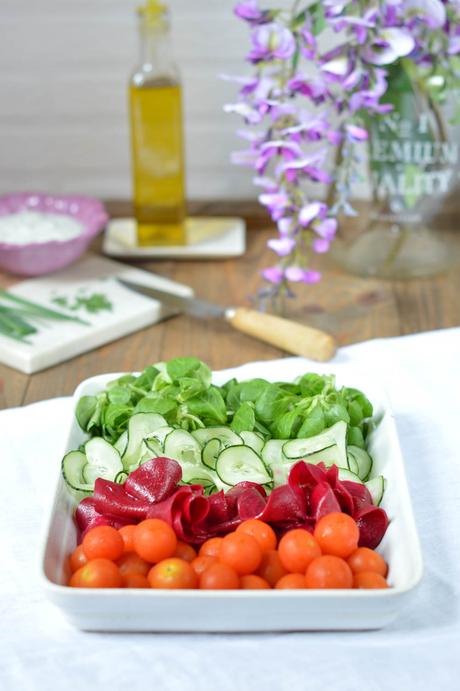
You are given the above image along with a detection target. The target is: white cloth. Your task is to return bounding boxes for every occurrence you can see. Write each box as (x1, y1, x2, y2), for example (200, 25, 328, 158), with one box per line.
(2, 328, 460, 691)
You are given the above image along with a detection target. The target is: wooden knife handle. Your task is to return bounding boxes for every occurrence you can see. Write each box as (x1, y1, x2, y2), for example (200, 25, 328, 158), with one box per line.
(226, 308, 337, 362)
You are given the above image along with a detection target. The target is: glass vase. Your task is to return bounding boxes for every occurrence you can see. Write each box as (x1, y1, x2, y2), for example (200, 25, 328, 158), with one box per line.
(334, 64, 460, 279)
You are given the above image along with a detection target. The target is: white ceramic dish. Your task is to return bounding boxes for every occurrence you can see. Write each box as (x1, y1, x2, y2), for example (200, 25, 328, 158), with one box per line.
(41, 365, 423, 632)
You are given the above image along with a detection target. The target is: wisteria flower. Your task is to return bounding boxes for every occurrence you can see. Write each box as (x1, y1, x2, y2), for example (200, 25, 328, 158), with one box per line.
(363, 28, 415, 65)
(248, 22, 296, 62)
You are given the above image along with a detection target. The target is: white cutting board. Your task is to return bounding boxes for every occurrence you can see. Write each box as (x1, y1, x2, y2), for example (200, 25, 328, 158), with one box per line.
(0, 255, 193, 374)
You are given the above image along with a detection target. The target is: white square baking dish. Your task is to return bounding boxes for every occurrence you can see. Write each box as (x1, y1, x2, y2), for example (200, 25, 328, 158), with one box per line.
(40, 363, 423, 632)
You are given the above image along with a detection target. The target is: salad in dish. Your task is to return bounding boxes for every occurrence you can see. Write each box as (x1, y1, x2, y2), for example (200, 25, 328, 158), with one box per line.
(61, 357, 390, 589)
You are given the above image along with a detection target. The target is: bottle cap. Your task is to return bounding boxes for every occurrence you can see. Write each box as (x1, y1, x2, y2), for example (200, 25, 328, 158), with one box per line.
(138, 0, 167, 17)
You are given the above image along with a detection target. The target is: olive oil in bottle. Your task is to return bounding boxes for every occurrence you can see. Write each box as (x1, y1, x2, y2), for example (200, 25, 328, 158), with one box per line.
(129, 1, 186, 246)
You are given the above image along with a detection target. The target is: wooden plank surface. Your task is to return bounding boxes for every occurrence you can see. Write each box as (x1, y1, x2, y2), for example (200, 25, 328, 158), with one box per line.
(1, 199, 459, 410)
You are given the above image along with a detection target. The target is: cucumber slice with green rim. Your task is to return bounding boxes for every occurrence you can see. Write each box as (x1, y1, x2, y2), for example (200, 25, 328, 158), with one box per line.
(192, 426, 242, 448)
(202, 438, 221, 470)
(337, 467, 363, 484)
(365, 476, 385, 505)
(114, 470, 128, 484)
(215, 445, 272, 486)
(114, 430, 128, 456)
(147, 425, 174, 447)
(262, 439, 286, 467)
(61, 450, 93, 497)
(347, 445, 373, 480)
(283, 421, 347, 468)
(83, 437, 123, 484)
(240, 431, 265, 454)
(164, 429, 202, 465)
(122, 413, 168, 468)
(347, 451, 360, 475)
(298, 444, 342, 466)
(180, 465, 216, 487)
(142, 436, 163, 458)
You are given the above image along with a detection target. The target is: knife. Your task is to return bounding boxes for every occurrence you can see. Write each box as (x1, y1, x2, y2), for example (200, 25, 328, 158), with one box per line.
(117, 277, 337, 362)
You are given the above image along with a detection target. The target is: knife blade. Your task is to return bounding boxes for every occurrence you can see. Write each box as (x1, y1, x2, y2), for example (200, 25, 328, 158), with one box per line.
(117, 277, 337, 362)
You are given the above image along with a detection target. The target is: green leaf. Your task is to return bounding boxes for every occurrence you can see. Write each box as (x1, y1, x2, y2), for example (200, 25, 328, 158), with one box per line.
(107, 386, 132, 405)
(272, 409, 302, 439)
(231, 402, 256, 433)
(185, 387, 227, 425)
(324, 402, 350, 427)
(296, 404, 325, 438)
(75, 395, 98, 431)
(166, 357, 212, 388)
(347, 426, 365, 449)
(297, 372, 327, 397)
(309, 1, 326, 36)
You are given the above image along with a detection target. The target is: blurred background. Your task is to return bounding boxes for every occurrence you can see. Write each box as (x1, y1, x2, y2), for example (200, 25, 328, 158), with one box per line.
(0, 0, 369, 201)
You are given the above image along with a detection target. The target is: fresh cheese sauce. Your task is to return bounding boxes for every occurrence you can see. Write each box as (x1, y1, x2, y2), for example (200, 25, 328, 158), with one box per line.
(0, 211, 84, 245)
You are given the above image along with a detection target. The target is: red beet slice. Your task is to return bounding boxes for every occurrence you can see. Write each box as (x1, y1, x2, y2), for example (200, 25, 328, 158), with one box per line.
(124, 457, 182, 503)
(310, 481, 341, 520)
(94, 478, 149, 520)
(355, 505, 389, 549)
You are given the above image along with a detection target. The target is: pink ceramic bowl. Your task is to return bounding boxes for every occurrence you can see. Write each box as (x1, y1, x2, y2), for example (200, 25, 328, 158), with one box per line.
(0, 193, 108, 276)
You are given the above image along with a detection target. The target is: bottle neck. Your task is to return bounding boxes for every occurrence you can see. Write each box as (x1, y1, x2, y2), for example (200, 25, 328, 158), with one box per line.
(137, 13, 177, 81)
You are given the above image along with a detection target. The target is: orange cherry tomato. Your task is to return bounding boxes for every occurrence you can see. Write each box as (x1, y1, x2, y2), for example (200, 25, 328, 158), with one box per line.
(117, 552, 151, 577)
(347, 547, 388, 577)
(240, 574, 271, 590)
(69, 544, 88, 573)
(256, 550, 288, 587)
(353, 572, 389, 589)
(314, 512, 360, 559)
(121, 573, 150, 589)
(305, 555, 353, 589)
(199, 563, 240, 590)
(119, 525, 136, 553)
(236, 520, 277, 552)
(219, 532, 263, 575)
(191, 555, 218, 577)
(82, 525, 125, 562)
(173, 541, 197, 563)
(148, 558, 198, 589)
(275, 573, 307, 589)
(278, 529, 321, 573)
(69, 558, 123, 588)
(133, 519, 177, 563)
(198, 537, 223, 558)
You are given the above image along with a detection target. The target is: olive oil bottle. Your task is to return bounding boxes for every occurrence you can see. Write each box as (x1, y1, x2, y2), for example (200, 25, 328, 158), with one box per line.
(129, 1, 186, 246)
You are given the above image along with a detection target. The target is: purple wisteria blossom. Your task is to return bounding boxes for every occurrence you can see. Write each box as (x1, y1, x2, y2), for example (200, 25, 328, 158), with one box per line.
(225, 0, 460, 307)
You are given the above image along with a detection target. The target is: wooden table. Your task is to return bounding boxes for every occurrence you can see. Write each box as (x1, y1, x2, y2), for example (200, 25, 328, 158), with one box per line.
(1, 200, 459, 410)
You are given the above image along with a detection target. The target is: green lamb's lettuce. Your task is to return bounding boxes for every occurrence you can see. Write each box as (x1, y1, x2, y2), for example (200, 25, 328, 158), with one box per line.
(75, 357, 373, 449)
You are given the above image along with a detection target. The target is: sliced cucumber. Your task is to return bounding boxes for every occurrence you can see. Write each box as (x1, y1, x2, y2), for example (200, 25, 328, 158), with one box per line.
(240, 431, 264, 455)
(142, 435, 163, 458)
(122, 413, 168, 468)
(365, 476, 385, 505)
(192, 426, 242, 448)
(283, 421, 347, 468)
(114, 470, 128, 484)
(202, 438, 221, 470)
(216, 445, 271, 486)
(337, 467, 363, 484)
(262, 439, 286, 467)
(83, 437, 123, 484)
(114, 430, 128, 456)
(347, 445, 373, 480)
(61, 450, 93, 497)
(180, 465, 216, 488)
(146, 425, 174, 447)
(347, 452, 360, 475)
(298, 443, 342, 466)
(163, 429, 202, 465)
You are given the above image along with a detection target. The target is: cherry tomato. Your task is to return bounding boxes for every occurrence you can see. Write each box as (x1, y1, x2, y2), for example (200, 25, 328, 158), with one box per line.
(173, 541, 197, 563)
(278, 529, 321, 573)
(354, 572, 389, 589)
(133, 519, 177, 563)
(82, 525, 125, 562)
(119, 525, 136, 553)
(69, 559, 122, 588)
(314, 512, 360, 559)
(69, 545, 88, 573)
(198, 537, 223, 558)
(305, 555, 353, 589)
(275, 574, 307, 589)
(191, 555, 218, 577)
(236, 520, 277, 552)
(199, 563, 240, 590)
(117, 552, 150, 577)
(121, 573, 150, 589)
(148, 558, 197, 589)
(240, 574, 271, 590)
(256, 550, 288, 587)
(219, 532, 263, 575)
(347, 547, 388, 577)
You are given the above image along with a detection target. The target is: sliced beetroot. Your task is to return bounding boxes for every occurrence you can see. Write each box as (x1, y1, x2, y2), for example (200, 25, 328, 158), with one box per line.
(355, 505, 389, 549)
(331, 481, 355, 516)
(341, 480, 374, 512)
(123, 457, 182, 503)
(227, 481, 267, 498)
(237, 487, 267, 520)
(204, 491, 233, 525)
(75, 498, 131, 540)
(259, 484, 306, 524)
(93, 478, 149, 520)
(310, 481, 341, 520)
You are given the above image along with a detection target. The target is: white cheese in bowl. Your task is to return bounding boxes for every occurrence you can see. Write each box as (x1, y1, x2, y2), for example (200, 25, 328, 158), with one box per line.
(0, 211, 84, 245)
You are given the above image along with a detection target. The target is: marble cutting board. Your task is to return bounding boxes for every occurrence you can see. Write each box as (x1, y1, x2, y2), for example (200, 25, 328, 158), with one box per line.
(0, 255, 193, 374)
